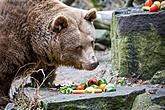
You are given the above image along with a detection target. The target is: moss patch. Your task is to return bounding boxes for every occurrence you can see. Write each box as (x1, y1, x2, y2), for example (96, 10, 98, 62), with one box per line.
(131, 93, 163, 110)
(111, 9, 165, 80)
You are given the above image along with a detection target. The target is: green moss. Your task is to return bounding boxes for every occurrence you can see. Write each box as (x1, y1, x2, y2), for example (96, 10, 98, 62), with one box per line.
(131, 93, 163, 110)
(111, 14, 165, 79)
(150, 70, 165, 84)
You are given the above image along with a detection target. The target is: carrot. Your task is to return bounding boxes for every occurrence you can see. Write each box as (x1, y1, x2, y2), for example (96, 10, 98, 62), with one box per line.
(72, 90, 85, 94)
(94, 89, 102, 93)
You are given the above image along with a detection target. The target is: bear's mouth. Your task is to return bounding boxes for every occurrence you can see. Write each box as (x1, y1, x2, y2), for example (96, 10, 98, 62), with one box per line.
(82, 63, 98, 71)
(76, 61, 99, 71)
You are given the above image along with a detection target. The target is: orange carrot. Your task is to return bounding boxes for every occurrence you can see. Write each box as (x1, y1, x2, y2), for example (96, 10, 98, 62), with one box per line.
(94, 89, 102, 93)
(72, 90, 85, 94)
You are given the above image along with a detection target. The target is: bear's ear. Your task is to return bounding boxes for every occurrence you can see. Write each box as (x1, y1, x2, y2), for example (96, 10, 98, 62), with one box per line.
(49, 15, 68, 32)
(84, 8, 97, 22)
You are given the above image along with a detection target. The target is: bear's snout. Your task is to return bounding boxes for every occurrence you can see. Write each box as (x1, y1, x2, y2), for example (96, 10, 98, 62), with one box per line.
(81, 60, 99, 70)
(90, 62, 99, 69)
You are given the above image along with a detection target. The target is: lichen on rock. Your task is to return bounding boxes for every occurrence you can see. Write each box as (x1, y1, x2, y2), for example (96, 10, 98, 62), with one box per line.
(131, 93, 163, 110)
(150, 70, 165, 84)
(111, 7, 165, 80)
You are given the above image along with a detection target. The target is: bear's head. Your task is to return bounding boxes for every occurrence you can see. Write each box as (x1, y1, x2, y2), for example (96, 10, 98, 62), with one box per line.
(29, 1, 99, 70)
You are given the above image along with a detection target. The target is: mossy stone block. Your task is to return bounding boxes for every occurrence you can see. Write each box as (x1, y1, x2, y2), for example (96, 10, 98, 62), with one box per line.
(111, 7, 165, 79)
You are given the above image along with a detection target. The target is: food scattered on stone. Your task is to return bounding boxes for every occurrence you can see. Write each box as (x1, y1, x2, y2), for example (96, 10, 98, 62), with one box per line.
(143, 0, 165, 12)
(59, 79, 117, 94)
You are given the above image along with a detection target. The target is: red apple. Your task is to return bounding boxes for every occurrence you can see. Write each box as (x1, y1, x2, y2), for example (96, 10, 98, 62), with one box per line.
(150, 4, 159, 12)
(145, 0, 153, 7)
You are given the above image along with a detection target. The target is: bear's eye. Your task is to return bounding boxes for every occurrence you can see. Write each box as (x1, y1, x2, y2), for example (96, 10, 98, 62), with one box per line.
(76, 45, 83, 52)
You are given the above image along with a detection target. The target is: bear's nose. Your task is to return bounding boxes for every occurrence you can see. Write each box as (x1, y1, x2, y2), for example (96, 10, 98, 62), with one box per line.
(91, 62, 99, 68)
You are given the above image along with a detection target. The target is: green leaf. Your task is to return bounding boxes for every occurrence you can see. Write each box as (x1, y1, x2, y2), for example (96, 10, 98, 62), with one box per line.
(90, 85, 99, 89)
(70, 86, 76, 90)
(105, 87, 116, 92)
(98, 79, 107, 86)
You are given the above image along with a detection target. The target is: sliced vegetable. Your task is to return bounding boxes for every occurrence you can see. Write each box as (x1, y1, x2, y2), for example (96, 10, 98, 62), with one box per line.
(105, 87, 116, 92)
(88, 79, 98, 86)
(105, 83, 116, 92)
(143, 6, 150, 11)
(70, 86, 76, 90)
(93, 89, 102, 93)
(160, 5, 165, 10)
(60, 86, 74, 94)
(150, 4, 159, 12)
(66, 88, 73, 94)
(85, 87, 95, 93)
(59, 79, 118, 94)
(72, 90, 85, 94)
(145, 0, 153, 7)
(85, 87, 102, 93)
(90, 85, 99, 89)
(154, 1, 161, 8)
(98, 79, 107, 86)
(82, 83, 87, 88)
(76, 84, 85, 90)
(161, 1, 165, 6)
(99, 84, 107, 90)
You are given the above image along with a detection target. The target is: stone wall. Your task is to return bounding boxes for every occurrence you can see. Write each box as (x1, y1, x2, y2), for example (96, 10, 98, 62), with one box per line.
(111, 8, 165, 80)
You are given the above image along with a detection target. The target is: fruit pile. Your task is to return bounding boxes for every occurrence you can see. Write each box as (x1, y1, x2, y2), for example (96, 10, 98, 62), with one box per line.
(59, 79, 116, 94)
(143, 0, 165, 12)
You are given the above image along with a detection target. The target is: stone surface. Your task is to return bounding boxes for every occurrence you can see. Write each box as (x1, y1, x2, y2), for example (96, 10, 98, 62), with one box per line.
(95, 29, 111, 47)
(38, 86, 145, 110)
(111, 7, 165, 80)
(150, 70, 165, 85)
(132, 85, 165, 110)
(131, 93, 164, 110)
(94, 43, 107, 51)
(151, 88, 165, 108)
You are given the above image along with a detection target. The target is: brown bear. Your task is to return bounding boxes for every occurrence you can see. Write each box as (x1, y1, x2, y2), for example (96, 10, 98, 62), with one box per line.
(0, 0, 98, 101)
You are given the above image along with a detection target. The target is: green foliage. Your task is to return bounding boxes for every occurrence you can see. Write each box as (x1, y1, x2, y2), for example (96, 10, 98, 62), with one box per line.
(90, 0, 102, 10)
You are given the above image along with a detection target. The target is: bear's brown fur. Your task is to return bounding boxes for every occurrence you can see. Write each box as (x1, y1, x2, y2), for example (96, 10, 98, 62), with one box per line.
(0, 0, 98, 99)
